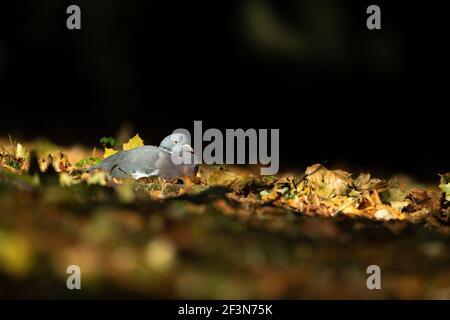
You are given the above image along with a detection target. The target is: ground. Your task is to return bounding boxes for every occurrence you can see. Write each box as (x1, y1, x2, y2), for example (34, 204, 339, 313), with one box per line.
(0, 136, 449, 299)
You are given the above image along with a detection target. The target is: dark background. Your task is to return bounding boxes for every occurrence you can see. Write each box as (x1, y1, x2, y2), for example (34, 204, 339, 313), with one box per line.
(0, 0, 449, 180)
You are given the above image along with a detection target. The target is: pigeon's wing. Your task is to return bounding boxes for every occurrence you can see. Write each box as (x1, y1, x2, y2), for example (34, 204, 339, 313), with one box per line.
(95, 146, 162, 178)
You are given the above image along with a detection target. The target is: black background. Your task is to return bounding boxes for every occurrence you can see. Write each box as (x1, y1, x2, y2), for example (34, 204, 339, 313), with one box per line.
(1, 0, 449, 180)
(0, 300, 445, 319)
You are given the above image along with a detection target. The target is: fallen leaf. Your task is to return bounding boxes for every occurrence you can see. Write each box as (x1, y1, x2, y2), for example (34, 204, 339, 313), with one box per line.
(305, 164, 352, 199)
(353, 173, 383, 191)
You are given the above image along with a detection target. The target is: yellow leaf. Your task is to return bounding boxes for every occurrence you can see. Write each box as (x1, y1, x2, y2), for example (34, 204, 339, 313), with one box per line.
(104, 147, 118, 159)
(123, 134, 144, 151)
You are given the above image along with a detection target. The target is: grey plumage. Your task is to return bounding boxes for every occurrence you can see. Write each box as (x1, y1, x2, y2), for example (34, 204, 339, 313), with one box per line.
(88, 133, 198, 180)
(156, 144, 198, 180)
(159, 133, 190, 152)
(89, 145, 162, 178)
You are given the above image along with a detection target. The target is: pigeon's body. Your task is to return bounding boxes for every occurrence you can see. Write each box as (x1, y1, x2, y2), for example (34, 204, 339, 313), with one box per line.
(89, 133, 198, 180)
(91, 146, 162, 179)
(155, 145, 198, 180)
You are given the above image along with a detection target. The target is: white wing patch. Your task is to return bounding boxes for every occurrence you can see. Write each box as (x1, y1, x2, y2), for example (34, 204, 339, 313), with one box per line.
(131, 169, 159, 180)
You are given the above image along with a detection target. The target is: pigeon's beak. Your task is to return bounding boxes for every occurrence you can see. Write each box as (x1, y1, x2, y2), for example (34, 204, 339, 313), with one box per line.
(185, 145, 195, 154)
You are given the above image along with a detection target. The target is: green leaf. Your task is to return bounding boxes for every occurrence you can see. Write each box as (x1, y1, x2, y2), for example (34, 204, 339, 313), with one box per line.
(6, 159, 21, 170)
(99, 137, 117, 148)
(75, 157, 101, 168)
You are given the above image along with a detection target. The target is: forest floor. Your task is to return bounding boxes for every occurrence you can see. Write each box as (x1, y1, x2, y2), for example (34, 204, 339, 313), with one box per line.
(1, 136, 449, 299)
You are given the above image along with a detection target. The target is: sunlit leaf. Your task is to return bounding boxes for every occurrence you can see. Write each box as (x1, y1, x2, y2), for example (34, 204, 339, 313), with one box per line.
(305, 164, 352, 199)
(122, 134, 144, 151)
(104, 147, 118, 159)
(16, 143, 28, 160)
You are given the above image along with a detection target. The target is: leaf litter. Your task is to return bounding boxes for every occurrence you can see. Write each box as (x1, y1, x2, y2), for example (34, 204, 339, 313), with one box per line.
(0, 134, 450, 298)
(1, 135, 449, 228)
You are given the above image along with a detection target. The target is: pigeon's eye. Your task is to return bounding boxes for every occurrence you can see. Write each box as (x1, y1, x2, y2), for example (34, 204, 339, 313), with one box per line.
(174, 140, 178, 144)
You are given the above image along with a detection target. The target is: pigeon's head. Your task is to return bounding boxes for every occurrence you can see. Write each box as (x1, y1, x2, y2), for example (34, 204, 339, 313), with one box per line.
(170, 143, 197, 166)
(159, 133, 190, 152)
(174, 144, 195, 157)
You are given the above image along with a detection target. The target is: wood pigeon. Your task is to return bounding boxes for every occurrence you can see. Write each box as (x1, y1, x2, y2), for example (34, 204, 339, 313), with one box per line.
(88, 133, 198, 180)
